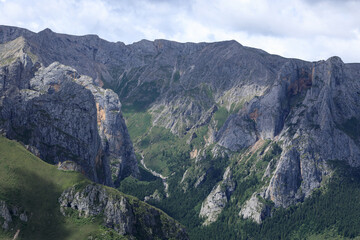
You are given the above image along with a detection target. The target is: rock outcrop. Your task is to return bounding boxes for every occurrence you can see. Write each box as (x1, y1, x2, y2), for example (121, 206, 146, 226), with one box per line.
(59, 184, 189, 239)
(198, 57, 360, 224)
(0, 200, 28, 230)
(199, 167, 236, 225)
(263, 58, 360, 208)
(0, 200, 12, 230)
(239, 192, 271, 224)
(0, 36, 138, 186)
(75, 73, 139, 185)
(216, 114, 257, 152)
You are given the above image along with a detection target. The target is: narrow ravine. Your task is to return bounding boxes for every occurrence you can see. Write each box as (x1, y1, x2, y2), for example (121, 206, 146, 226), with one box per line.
(140, 154, 169, 197)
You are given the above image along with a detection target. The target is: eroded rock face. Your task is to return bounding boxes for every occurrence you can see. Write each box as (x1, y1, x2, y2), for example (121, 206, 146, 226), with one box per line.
(239, 193, 271, 224)
(199, 167, 236, 225)
(75, 75, 139, 186)
(0, 27, 286, 136)
(1, 61, 109, 184)
(57, 161, 83, 172)
(199, 184, 227, 225)
(216, 114, 257, 152)
(0, 200, 28, 230)
(59, 184, 189, 239)
(201, 56, 360, 223)
(210, 57, 360, 212)
(0, 37, 138, 186)
(144, 189, 163, 203)
(264, 57, 360, 208)
(0, 200, 12, 230)
(59, 184, 135, 235)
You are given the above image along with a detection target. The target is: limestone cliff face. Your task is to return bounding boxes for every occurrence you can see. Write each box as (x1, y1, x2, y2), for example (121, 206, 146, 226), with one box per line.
(200, 57, 360, 222)
(59, 184, 189, 240)
(264, 57, 360, 208)
(75, 75, 139, 186)
(199, 167, 235, 225)
(216, 114, 257, 151)
(239, 192, 271, 224)
(0, 36, 138, 186)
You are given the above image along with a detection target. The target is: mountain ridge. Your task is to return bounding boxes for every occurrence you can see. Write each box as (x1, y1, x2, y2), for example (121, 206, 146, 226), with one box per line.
(2, 25, 360, 239)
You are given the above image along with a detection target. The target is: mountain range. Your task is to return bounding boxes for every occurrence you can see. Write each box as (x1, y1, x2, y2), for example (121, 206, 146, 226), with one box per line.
(1, 25, 360, 239)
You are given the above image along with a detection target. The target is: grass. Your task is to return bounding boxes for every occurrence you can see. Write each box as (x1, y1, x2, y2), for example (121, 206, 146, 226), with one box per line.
(117, 175, 165, 201)
(122, 81, 162, 112)
(213, 106, 229, 129)
(0, 136, 126, 240)
(122, 111, 152, 141)
(122, 104, 190, 176)
(139, 126, 190, 177)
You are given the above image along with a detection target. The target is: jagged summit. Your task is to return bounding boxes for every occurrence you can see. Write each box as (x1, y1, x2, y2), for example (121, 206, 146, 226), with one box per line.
(326, 55, 344, 63)
(39, 27, 53, 33)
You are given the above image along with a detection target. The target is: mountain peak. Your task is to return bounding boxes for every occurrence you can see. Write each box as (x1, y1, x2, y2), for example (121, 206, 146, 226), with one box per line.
(327, 56, 344, 64)
(39, 27, 54, 34)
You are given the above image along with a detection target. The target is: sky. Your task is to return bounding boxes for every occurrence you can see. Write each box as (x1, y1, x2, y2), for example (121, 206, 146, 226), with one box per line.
(1, 0, 360, 63)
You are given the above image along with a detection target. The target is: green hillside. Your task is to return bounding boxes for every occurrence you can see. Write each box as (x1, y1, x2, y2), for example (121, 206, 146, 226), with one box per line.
(0, 136, 123, 240)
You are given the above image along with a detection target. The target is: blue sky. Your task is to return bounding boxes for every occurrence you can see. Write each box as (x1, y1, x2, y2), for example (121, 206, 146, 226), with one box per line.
(1, 0, 360, 63)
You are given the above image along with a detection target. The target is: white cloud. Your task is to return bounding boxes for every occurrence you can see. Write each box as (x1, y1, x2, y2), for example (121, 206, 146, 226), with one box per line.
(0, 0, 359, 62)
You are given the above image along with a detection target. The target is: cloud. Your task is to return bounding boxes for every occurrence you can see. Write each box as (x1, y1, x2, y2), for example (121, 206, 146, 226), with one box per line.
(0, 0, 359, 62)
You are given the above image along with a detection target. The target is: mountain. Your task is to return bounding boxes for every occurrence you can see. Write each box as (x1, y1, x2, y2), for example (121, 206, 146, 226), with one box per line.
(1, 25, 360, 239)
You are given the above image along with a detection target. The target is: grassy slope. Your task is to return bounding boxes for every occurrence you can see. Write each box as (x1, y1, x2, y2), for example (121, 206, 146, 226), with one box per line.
(123, 108, 191, 177)
(0, 136, 126, 240)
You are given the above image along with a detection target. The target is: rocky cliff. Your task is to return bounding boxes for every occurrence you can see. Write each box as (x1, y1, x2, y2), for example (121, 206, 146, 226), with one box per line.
(0, 34, 138, 186)
(263, 57, 360, 207)
(199, 167, 236, 225)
